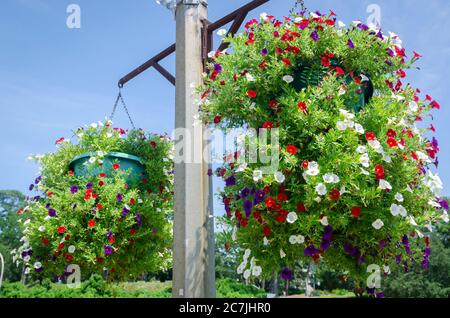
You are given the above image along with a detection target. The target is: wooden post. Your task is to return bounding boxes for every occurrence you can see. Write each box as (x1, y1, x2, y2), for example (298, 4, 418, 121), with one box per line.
(173, 0, 215, 298)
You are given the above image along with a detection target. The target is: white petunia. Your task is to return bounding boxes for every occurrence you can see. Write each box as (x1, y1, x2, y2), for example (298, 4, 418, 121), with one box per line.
(409, 216, 418, 226)
(38, 226, 45, 232)
(243, 269, 251, 280)
(323, 173, 340, 184)
(395, 192, 404, 202)
(316, 183, 327, 196)
(442, 211, 449, 223)
(237, 261, 247, 274)
(245, 73, 255, 82)
(423, 172, 443, 196)
(360, 153, 370, 168)
(354, 123, 365, 134)
(23, 255, 30, 262)
(356, 145, 368, 154)
(252, 265, 262, 277)
(280, 249, 286, 259)
(382, 153, 392, 163)
(408, 101, 419, 113)
(390, 204, 407, 217)
(24, 267, 31, 275)
(253, 170, 263, 182)
(244, 248, 251, 260)
(217, 29, 227, 37)
(24, 219, 31, 226)
(263, 237, 269, 246)
(383, 265, 391, 275)
(89, 156, 97, 164)
(33, 262, 42, 269)
(336, 121, 348, 131)
(289, 235, 305, 245)
(339, 109, 355, 120)
(236, 162, 248, 172)
(368, 140, 383, 152)
(260, 12, 269, 21)
(360, 168, 370, 176)
(286, 212, 298, 224)
(415, 230, 424, 238)
(320, 216, 329, 226)
(337, 21, 346, 29)
(283, 75, 294, 83)
(338, 87, 346, 95)
(306, 162, 320, 176)
(274, 171, 285, 183)
(68, 245, 76, 254)
(372, 219, 384, 230)
(379, 179, 392, 191)
(90, 123, 98, 129)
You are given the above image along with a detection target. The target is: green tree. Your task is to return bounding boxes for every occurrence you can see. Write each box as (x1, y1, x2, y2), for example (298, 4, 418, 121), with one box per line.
(0, 190, 26, 282)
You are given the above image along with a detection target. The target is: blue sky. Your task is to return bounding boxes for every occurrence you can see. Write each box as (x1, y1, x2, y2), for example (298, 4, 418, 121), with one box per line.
(1, 0, 449, 210)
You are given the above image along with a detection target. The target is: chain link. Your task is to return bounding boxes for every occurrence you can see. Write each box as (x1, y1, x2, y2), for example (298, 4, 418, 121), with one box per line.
(109, 90, 136, 129)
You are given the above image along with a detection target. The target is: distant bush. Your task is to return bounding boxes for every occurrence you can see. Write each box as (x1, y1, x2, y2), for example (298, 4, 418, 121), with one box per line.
(216, 278, 266, 298)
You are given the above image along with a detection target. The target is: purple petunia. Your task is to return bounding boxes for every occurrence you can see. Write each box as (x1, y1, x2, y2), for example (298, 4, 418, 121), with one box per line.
(387, 48, 394, 57)
(122, 206, 130, 218)
(48, 208, 57, 217)
(243, 201, 252, 218)
(207, 169, 213, 177)
(304, 245, 319, 257)
(214, 64, 222, 73)
(107, 230, 113, 241)
(104, 245, 113, 256)
(402, 235, 412, 255)
(117, 193, 123, 202)
(261, 48, 268, 56)
(86, 183, 93, 190)
(310, 30, 319, 41)
(379, 240, 386, 250)
(136, 213, 142, 227)
(280, 267, 293, 281)
(253, 190, 265, 205)
(439, 199, 449, 210)
(29, 184, 34, 191)
(35, 176, 42, 185)
(70, 185, 78, 194)
(395, 254, 402, 265)
(225, 176, 236, 187)
(347, 38, 355, 49)
(376, 292, 385, 298)
(423, 246, 431, 270)
(241, 187, 250, 198)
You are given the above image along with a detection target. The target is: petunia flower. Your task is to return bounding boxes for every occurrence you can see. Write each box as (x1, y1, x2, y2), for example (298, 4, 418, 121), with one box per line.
(274, 172, 285, 183)
(116, 193, 123, 202)
(372, 219, 384, 230)
(48, 209, 57, 217)
(280, 267, 293, 281)
(104, 245, 113, 256)
(282, 75, 294, 83)
(70, 185, 78, 194)
(310, 30, 319, 41)
(286, 212, 298, 224)
(316, 183, 327, 196)
(347, 38, 355, 49)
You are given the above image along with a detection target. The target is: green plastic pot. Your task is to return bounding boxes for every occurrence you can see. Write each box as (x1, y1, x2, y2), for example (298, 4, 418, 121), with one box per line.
(69, 152, 145, 184)
(291, 62, 373, 113)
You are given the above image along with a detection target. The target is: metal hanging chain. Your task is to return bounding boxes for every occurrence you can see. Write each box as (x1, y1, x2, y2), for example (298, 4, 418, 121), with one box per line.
(109, 90, 136, 130)
(290, 0, 308, 15)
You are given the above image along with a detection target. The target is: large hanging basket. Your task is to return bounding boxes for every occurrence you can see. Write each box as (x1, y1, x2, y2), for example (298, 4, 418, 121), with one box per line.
(69, 152, 145, 184)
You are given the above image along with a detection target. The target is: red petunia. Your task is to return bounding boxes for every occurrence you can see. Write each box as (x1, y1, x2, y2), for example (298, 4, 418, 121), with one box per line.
(386, 129, 397, 138)
(335, 67, 345, 76)
(98, 181, 104, 187)
(375, 164, 385, 180)
(262, 121, 273, 129)
(99, 173, 106, 178)
(329, 189, 341, 201)
(263, 226, 272, 237)
(88, 220, 96, 228)
(113, 163, 120, 170)
(365, 132, 376, 141)
(130, 198, 136, 205)
(268, 99, 278, 108)
(65, 254, 73, 262)
(57, 226, 66, 234)
(265, 197, 275, 208)
(282, 58, 291, 66)
(275, 47, 283, 55)
(68, 171, 74, 176)
(55, 137, 65, 145)
(287, 145, 297, 155)
(430, 100, 440, 109)
(42, 238, 49, 246)
(247, 90, 257, 98)
(240, 218, 249, 228)
(84, 193, 92, 201)
(387, 137, 398, 148)
(297, 102, 308, 113)
(58, 243, 65, 250)
(97, 203, 103, 210)
(130, 228, 137, 235)
(301, 160, 309, 169)
(277, 192, 288, 202)
(108, 236, 115, 244)
(321, 56, 331, 67)
(214, 116, 221, 124)
(47, 192, 54, 198)
(297, 202, 307, 213)
(275, 210, 288, 223)
(351, 207, 362, 218)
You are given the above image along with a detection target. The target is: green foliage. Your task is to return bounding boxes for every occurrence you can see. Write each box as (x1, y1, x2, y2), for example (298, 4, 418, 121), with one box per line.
(0, 190, 26, 282)
(383, 224, 450, 298)
(13, 121, 174, 281)
(216, 278, 266, 298)
(199, 10, 446, 289)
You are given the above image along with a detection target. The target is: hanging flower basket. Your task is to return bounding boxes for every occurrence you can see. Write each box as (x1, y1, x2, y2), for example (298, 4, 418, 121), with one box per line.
(14, 121, 174, 281)
(69, 152, 145, 184)
(199, 9, 447, 296)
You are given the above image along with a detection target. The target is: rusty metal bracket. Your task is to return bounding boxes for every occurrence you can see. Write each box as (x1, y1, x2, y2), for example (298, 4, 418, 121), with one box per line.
(118, 0, 269, 87)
